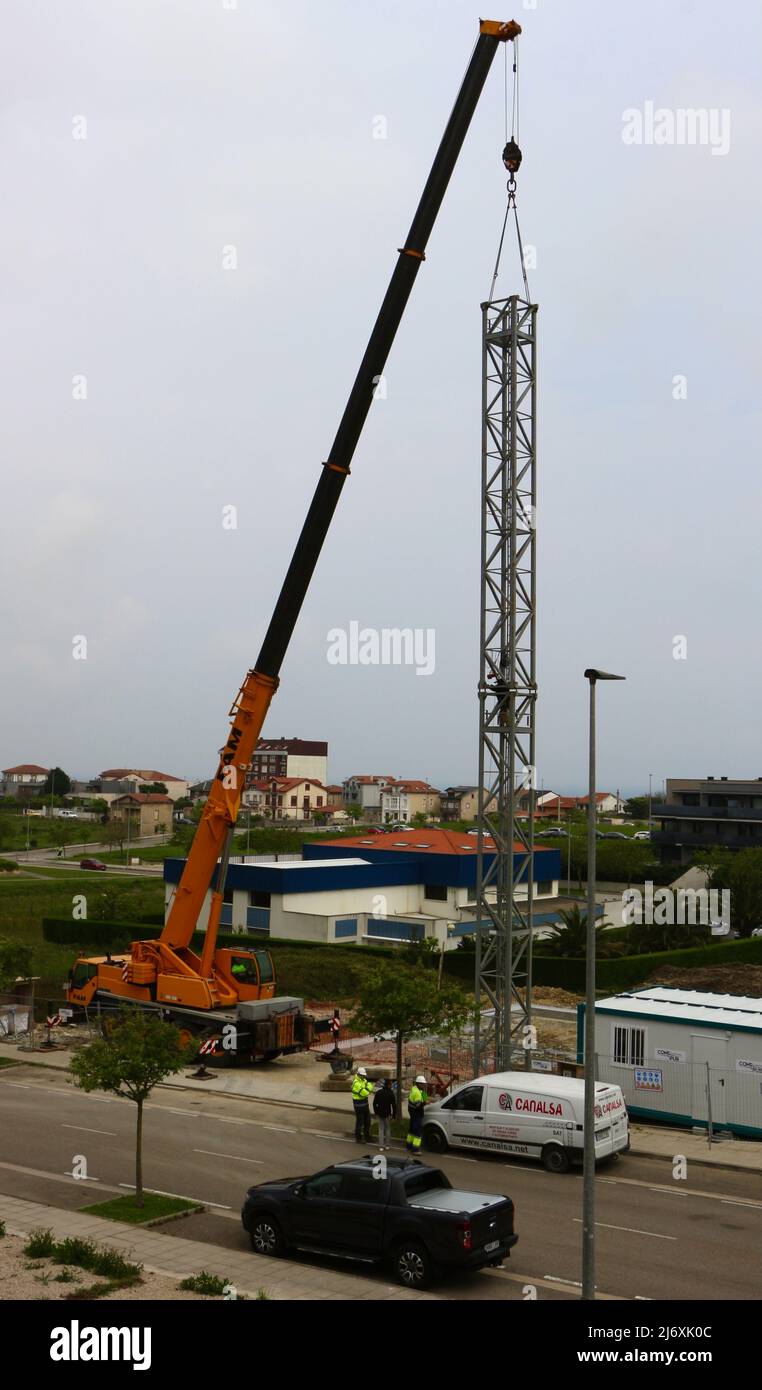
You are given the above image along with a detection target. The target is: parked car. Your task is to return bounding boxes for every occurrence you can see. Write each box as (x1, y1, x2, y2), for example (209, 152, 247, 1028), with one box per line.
(79, 858, 107, 871)
(536, 828, 568, 838)
(242, 1157, 517, 1289)
(601, 832, 629, 840)
(751, 927, 762, 939)
(710, 920, 739, 939)
(632, 831, 651, 841)
(363, 826, 386, 835)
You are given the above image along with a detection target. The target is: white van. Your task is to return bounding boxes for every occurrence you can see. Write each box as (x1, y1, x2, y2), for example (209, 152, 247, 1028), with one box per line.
(422, 1071, 629, 1173)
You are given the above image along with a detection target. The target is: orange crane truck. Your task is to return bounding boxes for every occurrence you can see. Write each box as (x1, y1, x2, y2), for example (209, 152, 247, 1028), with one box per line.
(64, 19, 522, 1061)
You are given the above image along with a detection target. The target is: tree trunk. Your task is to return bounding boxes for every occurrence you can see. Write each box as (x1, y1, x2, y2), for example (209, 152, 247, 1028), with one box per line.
(396, 1032, 403, 1143)
(135, 1097, 144, 1207)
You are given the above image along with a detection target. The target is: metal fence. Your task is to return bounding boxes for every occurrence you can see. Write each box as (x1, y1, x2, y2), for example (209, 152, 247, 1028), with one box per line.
(594, 1052, 762, 1138)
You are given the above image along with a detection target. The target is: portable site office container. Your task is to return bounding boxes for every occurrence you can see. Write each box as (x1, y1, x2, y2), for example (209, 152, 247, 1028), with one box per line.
(579, 986, 762, 1138)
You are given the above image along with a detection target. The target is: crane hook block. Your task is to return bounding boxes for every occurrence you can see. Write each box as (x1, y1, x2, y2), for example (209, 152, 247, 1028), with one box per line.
(502, 139, 522, 175)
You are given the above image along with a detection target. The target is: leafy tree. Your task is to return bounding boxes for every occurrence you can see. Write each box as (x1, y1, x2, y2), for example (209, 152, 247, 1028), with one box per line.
(70, 1009, 193, 1206)
(353, 964, 474, 1118)
(43, 767, 72, 796)
(723, 849, 762, 937)
(0, 814, 15, 852)
(411, 811, 428, 828)
(345, 803, 363, 822)
(138, 783, 168, 795)
(0, 939, 33, 990)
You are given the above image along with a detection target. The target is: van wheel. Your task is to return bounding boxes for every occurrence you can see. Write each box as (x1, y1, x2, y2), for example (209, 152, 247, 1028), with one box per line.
(422, 1125, 447, 1154)
(541, 1144, 570, 1174)
(393, 1241, 432, 1290)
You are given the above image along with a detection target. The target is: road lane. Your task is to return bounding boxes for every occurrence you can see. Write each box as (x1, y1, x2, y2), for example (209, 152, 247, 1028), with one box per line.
(1, 1065, 760, 1301)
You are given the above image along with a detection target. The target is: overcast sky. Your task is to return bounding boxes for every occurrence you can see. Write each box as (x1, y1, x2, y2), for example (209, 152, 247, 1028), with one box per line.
(2, 0, 760, 797)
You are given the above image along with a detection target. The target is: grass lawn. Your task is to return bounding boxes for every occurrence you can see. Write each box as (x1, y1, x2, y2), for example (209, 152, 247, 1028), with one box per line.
(80, 1193, 201, 1224)
(0, 873, 165, 997)
(0, 1056, 19, 1069)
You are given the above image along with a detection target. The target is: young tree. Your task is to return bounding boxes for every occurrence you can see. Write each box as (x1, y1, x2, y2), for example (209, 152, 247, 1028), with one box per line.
(541, 905, 621, 959)
(345, 803, 363, 822)
(70, 1009, 193, 1206)
(353, 964, 474, 1121)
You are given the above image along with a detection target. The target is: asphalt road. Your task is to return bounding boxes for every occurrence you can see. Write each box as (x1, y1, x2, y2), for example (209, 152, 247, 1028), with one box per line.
(1, 1064, 760, 1302)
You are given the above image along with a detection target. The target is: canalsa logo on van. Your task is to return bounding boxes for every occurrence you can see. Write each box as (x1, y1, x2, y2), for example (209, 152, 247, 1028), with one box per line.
(499, 1092, 565, 1116)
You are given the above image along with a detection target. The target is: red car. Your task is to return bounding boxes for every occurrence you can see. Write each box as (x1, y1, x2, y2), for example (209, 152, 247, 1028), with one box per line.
(80, 859, 107, 871)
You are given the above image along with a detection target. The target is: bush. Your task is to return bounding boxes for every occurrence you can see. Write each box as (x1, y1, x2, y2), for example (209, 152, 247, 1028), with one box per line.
(51, 1236, 141, 1280)
(533, 935, 762, 995)
(0, 860, 18, 873)
(24, 1229, 55, 1258)
(180, 1270, 227, 1296)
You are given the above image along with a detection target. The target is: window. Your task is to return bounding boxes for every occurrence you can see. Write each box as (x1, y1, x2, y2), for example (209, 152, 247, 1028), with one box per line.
(537, 881, 552, 894)
(249, 891, 271, 908)
(443, 1085, 484, 1112)
(335, 917, 357, 938)
(254, 949, 274, 983)
(70, 962, 97, 989)
(340, 1173, 388, 1203)
(302, 1172, 344, 1200)
(290, 796, 297, 807)
(317, 797, 323, 807)
(223, 885, 234, 904)
(229, 954, 259, 985)
(424, 883, 448, 902)
(613, 1024, 645, 1066)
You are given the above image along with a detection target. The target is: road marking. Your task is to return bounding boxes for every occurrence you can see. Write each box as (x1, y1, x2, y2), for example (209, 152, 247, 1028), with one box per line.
(62, 1124, 117, 1137)
(118, 1183, 231, 1209)
(193, 1149, 263, 1165)
(720, 1198, 762, 1211)
(485, 1268, 622, 1300)
(573, 1218, 676, 1241)
(592, 1171, 762, 1212)
(64, 1170, 101, 1180)
(259, 1123, 296, 1134)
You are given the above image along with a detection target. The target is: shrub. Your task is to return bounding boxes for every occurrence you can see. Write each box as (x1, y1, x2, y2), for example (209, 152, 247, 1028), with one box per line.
(180, 1270, 227, 1296)
(24, 1229, 55, 1258)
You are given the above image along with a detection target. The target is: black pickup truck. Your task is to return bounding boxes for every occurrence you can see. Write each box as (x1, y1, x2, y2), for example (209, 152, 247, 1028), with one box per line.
(241, 1156, 517, 1289)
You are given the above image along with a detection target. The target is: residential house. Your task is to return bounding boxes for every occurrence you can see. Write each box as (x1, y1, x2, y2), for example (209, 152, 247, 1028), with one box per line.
(380, 780, 441, 824)
(245, 777, 327, 822)
(0, 764, 49, 799)
(100, 769, 189, 801)
(248, 738, 328, 785)
(439, 786, 498, 821)
(110, 793, 174, 838)
(342, 775, 397, 820)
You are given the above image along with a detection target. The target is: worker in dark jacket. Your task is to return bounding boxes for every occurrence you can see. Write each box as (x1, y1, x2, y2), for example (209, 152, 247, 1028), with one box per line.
(351, 1067, 373, 1143)
(406, 1074, 429, 1153)
(373, 1077, 397, 1151)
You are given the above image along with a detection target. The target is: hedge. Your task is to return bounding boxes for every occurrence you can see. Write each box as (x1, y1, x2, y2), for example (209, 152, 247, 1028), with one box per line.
(42, 917, 399, 964)
(534, 936, 762, 995)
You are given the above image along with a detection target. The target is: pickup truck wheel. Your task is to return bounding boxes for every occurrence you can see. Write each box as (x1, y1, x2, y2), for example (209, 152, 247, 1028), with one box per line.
(394, 1241, 432, 1290)
(249, 1215, 285, 1257)
(541, 1143, 570, 1174)
(422, 1125, 447, 1154)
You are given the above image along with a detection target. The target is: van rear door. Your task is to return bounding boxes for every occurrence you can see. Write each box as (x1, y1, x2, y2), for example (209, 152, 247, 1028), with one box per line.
(594, 1085, 627, 1156)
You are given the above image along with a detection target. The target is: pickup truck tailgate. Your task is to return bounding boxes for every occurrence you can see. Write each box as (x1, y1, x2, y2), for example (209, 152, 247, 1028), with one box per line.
(407, 1190, 515, 1250)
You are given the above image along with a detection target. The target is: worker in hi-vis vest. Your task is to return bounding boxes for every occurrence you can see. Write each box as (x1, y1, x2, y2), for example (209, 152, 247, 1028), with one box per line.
(352, 1066, 373, 1143)
(406, 1075, 429, 1152)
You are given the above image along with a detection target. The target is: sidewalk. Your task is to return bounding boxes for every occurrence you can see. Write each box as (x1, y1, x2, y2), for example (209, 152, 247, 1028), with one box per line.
(5, 1044, 761, 1173)
(0, 1195, 432, 1301)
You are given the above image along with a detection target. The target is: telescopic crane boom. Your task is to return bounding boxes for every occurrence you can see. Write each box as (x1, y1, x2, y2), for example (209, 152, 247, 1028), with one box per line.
(68, 20, 522, 1040)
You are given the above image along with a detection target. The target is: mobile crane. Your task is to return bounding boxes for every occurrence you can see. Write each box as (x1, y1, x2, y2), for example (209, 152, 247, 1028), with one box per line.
(65, 19, 523, 1060)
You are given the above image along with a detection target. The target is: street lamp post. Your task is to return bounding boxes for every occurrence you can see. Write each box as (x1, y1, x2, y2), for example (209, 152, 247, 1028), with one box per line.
(648, 772, 653, 836)
(582, 668, 625, 1303)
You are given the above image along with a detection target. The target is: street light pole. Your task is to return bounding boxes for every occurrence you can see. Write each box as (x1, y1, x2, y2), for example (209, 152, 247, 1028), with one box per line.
(582, 668, 625, 1302)
(648, 772, 653, 836)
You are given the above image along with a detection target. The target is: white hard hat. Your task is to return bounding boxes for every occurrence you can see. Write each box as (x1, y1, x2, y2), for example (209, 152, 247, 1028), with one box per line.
(416, 1074, 426, 1085)
(358, 1067, 367, 1077)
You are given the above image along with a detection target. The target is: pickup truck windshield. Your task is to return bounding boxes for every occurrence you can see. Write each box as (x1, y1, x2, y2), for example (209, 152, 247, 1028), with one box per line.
(401, 1170, 452, 1198)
